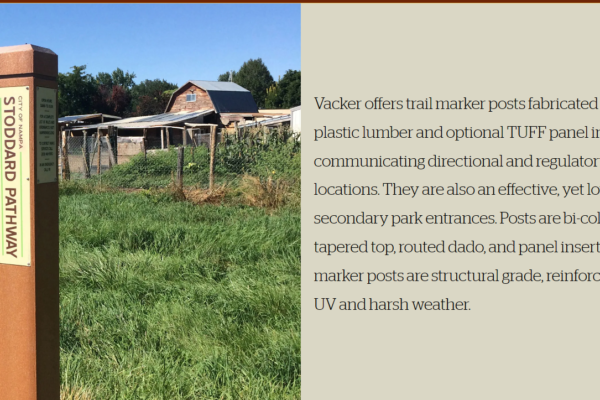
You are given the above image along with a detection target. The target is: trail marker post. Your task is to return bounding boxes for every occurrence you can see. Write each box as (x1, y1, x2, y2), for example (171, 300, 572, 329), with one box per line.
(0, 44, 60, 400)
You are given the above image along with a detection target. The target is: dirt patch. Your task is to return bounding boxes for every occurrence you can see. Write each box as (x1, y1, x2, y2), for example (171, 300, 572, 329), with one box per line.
(184, 186, 228, 205)
(118, 188, 145, 193)
(61, 385, 94, 400)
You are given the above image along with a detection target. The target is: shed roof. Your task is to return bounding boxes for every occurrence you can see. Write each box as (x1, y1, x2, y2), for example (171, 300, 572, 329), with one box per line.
(68, 109, 214, 131)
(58, 113, 121, 124)
(166, 80, 259, 114)
(239, 114, 291, 128)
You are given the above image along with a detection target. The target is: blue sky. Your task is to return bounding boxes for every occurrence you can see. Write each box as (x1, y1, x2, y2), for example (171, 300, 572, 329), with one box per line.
(0, 4, 300, 86)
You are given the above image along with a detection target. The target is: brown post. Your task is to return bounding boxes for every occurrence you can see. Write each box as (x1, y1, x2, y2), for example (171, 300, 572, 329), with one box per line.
(176, 146, 184, 189)
(191, 129, 198, 148)
(143, 128, 147, 160)
(183, 126, 188, 147)
(105, 127, 116, 169)
(82, 130, 90, 179)
(0, 44, 60, 399)
(96, 131, 101, 175)
(106, 131, 112, 170)
(61, 130, 70, 181)
(113, 127, 118, 165)
(235, 121, 240, 141)
(166, 127, 171, 149)
(209, 125, 216, 190)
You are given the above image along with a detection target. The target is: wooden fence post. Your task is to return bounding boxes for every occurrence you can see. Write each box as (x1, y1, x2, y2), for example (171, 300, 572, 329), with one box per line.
(83, 130, 90, 179)
(177, 146, 184, 189)
(183, 126, 187, 147)
(113, 127, 118, 165)
(191, 129, 199, 148)
(106, 130, 112, 170)
(210, 125, 216, 190)
(61, 130, 70, 181)
(143, 128, 147, 160)
(96, 131, 102, 175)
(105, 126, 117, 169)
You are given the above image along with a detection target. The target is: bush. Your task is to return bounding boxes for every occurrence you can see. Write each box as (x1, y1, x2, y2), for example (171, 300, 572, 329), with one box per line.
(216, 128, 300, 178)
(98, 147, 211, 189)
(252, 143, 300, 181)
(240, 175, 292, 209)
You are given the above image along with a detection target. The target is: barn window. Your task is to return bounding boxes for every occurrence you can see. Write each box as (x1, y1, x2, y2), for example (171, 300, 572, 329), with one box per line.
(186, 94, 196, 102)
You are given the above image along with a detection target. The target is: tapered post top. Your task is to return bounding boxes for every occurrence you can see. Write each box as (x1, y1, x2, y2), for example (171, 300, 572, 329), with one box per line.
(0, 44, 58, 79)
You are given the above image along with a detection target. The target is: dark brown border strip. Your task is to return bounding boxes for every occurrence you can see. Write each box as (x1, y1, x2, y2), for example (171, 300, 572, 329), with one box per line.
(0, 73, 57, 81)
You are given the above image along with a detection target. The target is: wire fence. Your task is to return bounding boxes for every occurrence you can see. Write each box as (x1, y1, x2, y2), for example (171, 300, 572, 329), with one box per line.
(59, 127, 300, 190)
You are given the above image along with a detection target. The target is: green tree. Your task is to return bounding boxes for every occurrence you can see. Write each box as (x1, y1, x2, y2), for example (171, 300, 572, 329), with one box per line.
(111, 68, 136, 91)
(217, 71, 236, 82)
(261, 70, 301, 109)
(92, 68, 138, 116)
(234, 58, 274, 108)
(219, 59, 274, 108)
(131, 79, 178, 115)
(96, 72, 113, 88)
(219, 59, 297, 108)
(94, 72, 113, 115)
(277, 70, 301, 108)
(265, 69, 301, 108)
(264, 84, 280, 109)
(58, 65, 98, 117)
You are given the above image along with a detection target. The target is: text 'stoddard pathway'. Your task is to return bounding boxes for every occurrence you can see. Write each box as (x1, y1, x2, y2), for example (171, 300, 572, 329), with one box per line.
(0, 45, 59, 400)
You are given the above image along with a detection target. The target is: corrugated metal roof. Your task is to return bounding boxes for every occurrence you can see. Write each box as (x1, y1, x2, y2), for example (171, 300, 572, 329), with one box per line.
(69, 110, 214, 131)
(190, 81, 249, 92)
(239, 114, 291, 128)
(260, 115, 291, 127)
(58, 113, 122, 123)
(59, 115, 98, 123)
(208, 91, 258, 114)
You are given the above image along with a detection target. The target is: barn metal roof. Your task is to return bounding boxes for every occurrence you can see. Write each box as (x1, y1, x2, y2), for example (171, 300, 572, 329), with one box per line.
(207, 91, 258, 114)
(68, 109, 214, 131)
(189, 81, 248, 92)
(166, 81, 259, 114)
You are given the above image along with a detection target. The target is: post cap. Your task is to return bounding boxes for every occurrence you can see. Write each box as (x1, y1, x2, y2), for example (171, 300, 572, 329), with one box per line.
(0, 44, 58, 79)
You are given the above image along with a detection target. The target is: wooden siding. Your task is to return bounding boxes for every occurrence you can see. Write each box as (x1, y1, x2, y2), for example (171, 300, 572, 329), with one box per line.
(167, 82, 214, 113)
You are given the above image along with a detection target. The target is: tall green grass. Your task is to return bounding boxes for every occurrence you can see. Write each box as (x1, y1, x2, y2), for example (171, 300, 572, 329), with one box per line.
(60, 191, 300, 399)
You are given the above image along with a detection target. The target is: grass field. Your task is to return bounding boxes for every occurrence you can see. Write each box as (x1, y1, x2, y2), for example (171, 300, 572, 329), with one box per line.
(59, 189, 301, 399)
